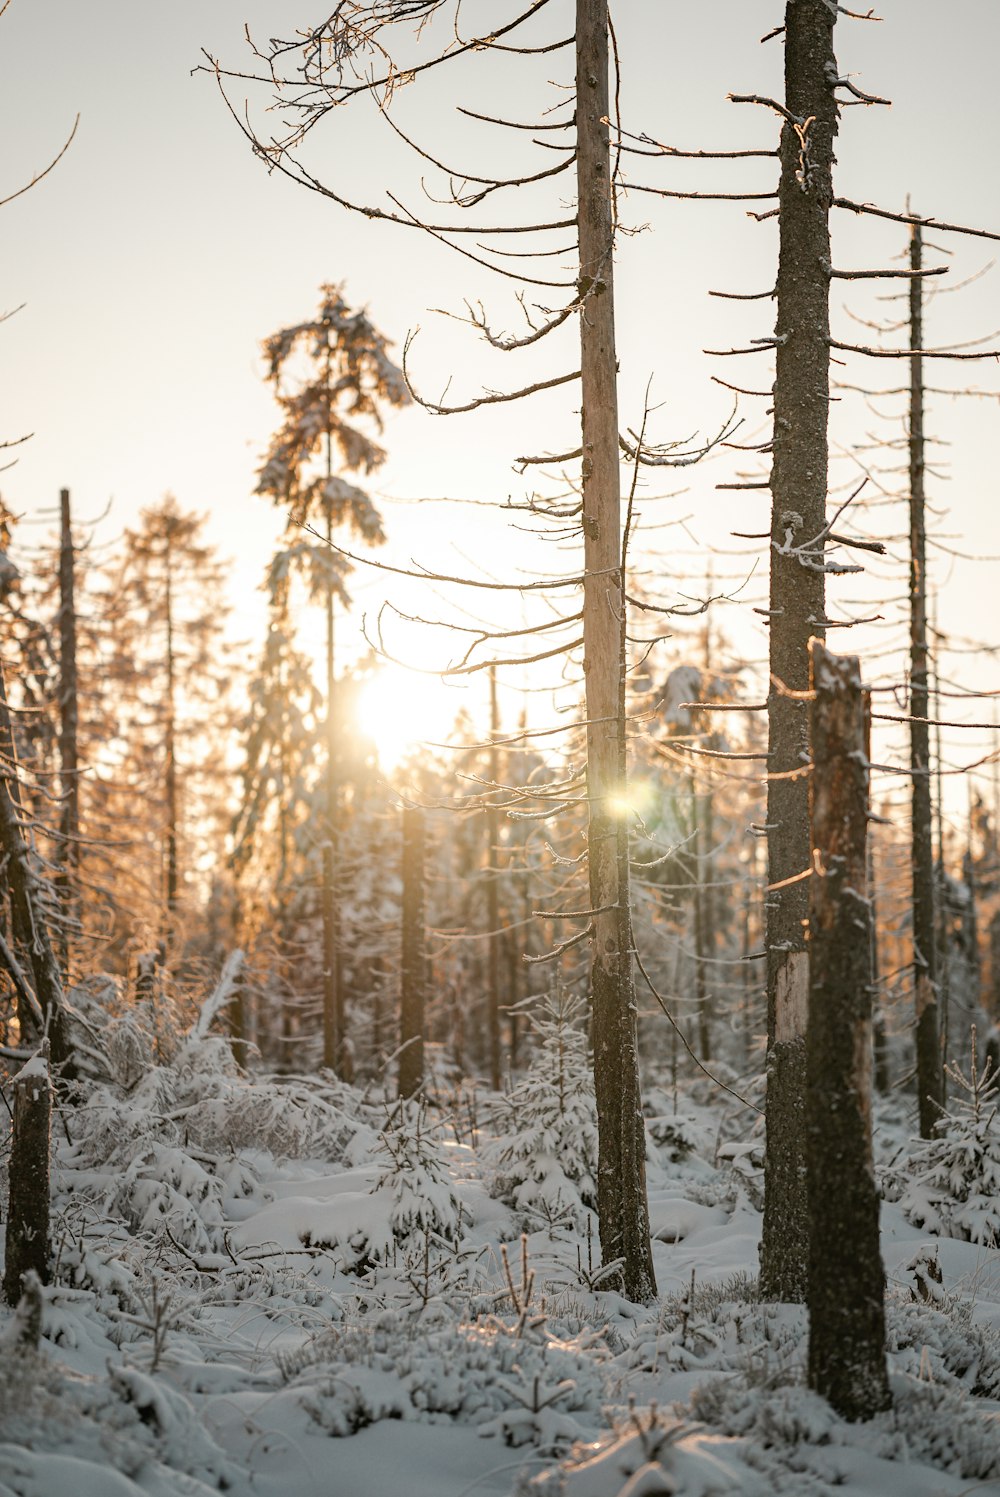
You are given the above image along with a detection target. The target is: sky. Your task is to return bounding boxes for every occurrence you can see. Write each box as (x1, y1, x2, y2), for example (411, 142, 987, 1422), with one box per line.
(2, 0, 1000, 806)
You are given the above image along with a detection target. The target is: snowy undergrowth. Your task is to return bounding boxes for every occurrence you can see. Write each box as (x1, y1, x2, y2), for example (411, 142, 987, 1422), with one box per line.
(886, 1040, 1000, 1246)
(4, 1004, 1000, 1497)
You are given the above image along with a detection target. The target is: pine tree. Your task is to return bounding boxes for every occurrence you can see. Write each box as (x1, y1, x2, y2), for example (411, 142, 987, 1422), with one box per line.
(106, 496, 233, 953)
(255, 284, 409, 1074)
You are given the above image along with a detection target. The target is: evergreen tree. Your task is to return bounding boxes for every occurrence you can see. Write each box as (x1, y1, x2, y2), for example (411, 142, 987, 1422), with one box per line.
(104, 496, 233, 955)
(255, 283, 409, 1073)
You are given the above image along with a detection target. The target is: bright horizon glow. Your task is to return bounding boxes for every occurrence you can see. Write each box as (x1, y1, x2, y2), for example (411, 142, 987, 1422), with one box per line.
(356, 663, 471, 772)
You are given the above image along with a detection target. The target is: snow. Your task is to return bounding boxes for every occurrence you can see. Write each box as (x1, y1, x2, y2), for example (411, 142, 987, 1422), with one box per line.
(3, 1010, 1000, 1497)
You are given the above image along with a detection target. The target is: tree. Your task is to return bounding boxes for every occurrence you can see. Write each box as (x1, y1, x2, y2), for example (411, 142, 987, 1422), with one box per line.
(255, 284, 408, 1074)
(906, 224, 948, 1135)
(755, 0, 841, 1305)
(210, 0, 678, 1306)
(107, 495, 232, 949)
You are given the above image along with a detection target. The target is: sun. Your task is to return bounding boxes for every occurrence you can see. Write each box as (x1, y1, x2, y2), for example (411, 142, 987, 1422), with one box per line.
(355, 663, 468, 770)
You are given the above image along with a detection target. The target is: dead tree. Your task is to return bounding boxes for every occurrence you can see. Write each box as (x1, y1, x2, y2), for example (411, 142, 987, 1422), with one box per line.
(209, 0, 674, 1302)
(576, 0, 655, 1303)
(56, 487, 80, 970)
(3, 1046, 53, 1305)
(398, 804, 426, 1099)
(806, 640, 890, 1420)
(758, 0, 841, 1305)
(907, 225, 945, 1135)
(717, 1, 1000, 1295)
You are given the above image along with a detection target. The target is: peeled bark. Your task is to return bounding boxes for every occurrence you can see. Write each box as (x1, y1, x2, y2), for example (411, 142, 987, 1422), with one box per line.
(760, 0, 839, 1303)
(576, 0, 655, 1304)
(805, 641, 890, 1420)
(398, 805, 426, 1099)
(908, 224, 944, 1137)
(3, 1049, 53, 1306)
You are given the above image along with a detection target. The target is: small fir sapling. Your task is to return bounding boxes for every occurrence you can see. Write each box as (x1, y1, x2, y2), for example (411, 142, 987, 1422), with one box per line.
(371, 1097, 461, 1247)
(895, 1025, 1000, 1245)
(488, 985, 599, 1227)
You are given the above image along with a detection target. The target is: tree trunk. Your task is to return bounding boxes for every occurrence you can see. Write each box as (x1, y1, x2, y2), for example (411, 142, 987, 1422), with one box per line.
(805, 640, 890, 1420)
(760, 0, 839, 1304)
(962, 846, 981, 1019)
(57, 488, 80, 972)
(398, 804, 426, 1099)
(576, 0, 655, 1304)
(690, 765, 712, 1062)
(321, 480, 348, 1075)
(3, 1048, 53, 1306)
(486, 664, 502, 1091)
(0, 661, 75, 1076)
(908, 224, 944, 1136)
(869, 835, 891, 1094)
(164, 552, 179, 925)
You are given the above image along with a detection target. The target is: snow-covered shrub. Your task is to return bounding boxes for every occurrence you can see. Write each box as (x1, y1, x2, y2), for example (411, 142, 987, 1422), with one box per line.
(521, 1405, 770, 1497)
(689, 1372, 1000, 1485)
(289, 1310, 609, 1452)
(0, 1305, 238, 1490)
(886, 1287, 1000, 1398)
(892, 1032, 1000, 1245)
(488, 985, 598, 1227)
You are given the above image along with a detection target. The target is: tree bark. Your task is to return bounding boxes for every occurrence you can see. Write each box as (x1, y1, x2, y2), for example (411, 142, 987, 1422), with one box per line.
(908, 224, 944, 1137)
(57, 488, 80, 971)
(576, 0, 655, 1304)
(805, 640, 891, 1420)
(3, 1048, 53, 1306)
(760, 0, 839, 1304)
(398, 804, 426, 1099)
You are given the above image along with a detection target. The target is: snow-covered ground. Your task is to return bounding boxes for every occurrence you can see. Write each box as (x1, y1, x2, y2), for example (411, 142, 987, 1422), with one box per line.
(2, 999, 1000, 1497)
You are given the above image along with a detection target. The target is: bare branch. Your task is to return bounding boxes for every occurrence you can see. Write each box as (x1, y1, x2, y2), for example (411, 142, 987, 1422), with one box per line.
(402, 330, 580, 413)
(0, 114, 79, 210)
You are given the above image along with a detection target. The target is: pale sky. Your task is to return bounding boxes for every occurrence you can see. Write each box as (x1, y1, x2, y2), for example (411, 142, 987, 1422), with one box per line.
(2, 0, 1000, 805)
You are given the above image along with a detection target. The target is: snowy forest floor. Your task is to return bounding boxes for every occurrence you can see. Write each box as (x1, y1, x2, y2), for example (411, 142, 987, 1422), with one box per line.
(2, 993, 1000, 1497)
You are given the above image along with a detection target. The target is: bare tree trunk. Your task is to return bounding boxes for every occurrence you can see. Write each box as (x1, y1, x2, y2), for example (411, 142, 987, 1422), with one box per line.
(870, 835, 891, 1094)
(56, 488, 80, 972)
(163, 550, 179, 929)
(806, 640, 890, 1420)
(576, 0, 655, 1304)
(321, 492, 343, 1074)
(3, 1047, 53, 1306)
(908, 224, 944, 1137)
(228, 925, 250, 1070)
(760, 0, 839, 1304)
(398, 804, 426, 1099)
(0, 662, 74, 1075)
(963, 846, 982, 1014)
(486, 663, 502, 1090)
(690, 764, 712, 1062)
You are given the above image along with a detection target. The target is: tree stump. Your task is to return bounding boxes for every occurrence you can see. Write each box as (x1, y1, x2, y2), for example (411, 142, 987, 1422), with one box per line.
(805, 640, 891, 1419)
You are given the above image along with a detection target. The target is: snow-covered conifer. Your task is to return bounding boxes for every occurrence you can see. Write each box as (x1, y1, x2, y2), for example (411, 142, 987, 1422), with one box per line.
(896, 1027, 1000, 1245)
(488, 985, 598, 1227)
